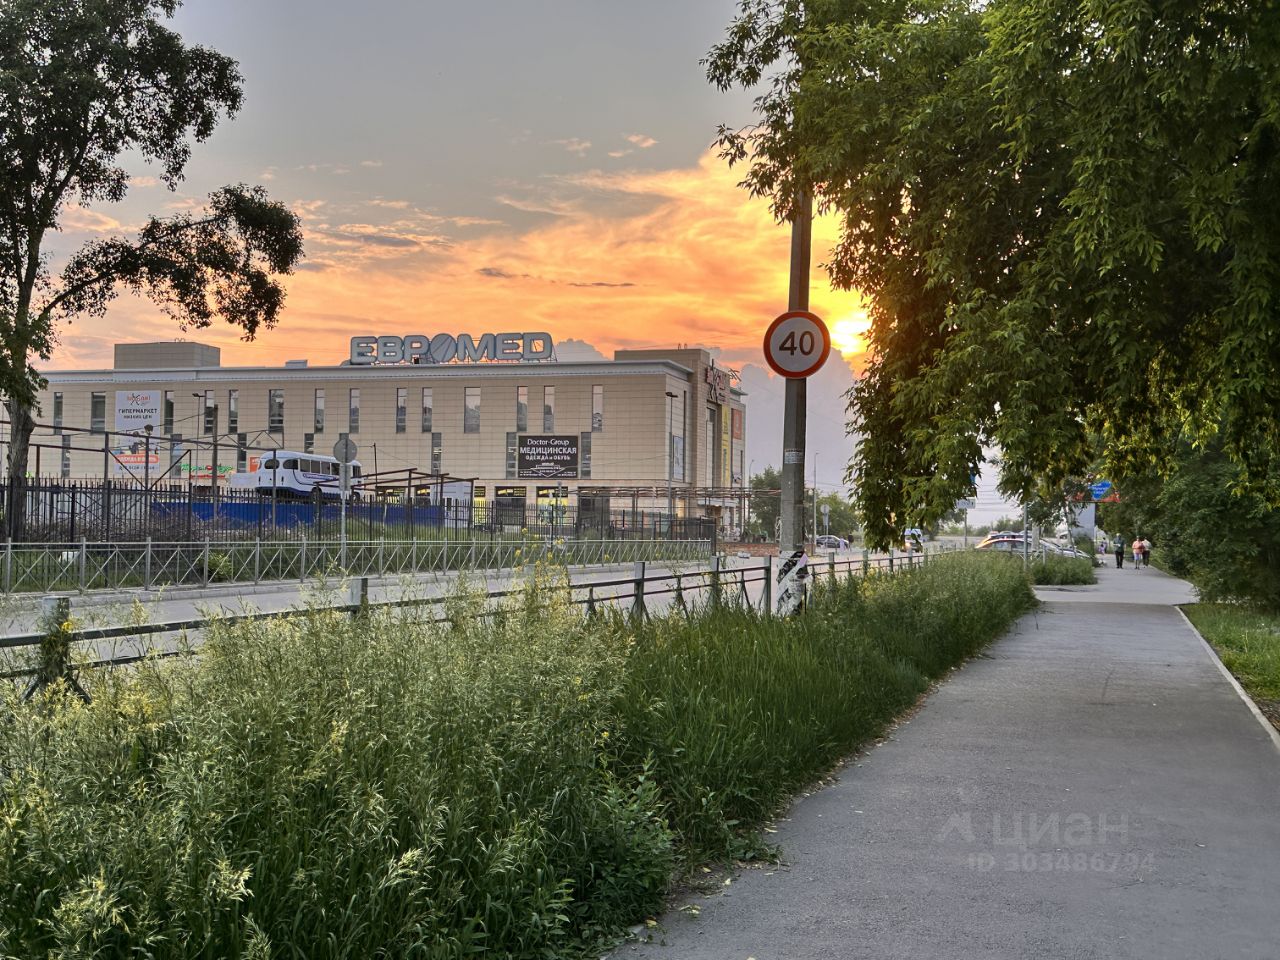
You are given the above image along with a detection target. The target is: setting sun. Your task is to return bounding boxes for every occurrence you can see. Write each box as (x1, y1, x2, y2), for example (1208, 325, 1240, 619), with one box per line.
(829, 309, 872, 360)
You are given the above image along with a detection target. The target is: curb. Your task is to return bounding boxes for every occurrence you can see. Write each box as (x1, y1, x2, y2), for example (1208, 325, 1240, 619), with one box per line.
(1176, 605, 1280, 756)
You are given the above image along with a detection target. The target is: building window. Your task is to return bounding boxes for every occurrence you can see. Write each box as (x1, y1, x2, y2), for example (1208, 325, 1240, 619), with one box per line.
(431, 432, 442, 474)
(516, 386, 528, 431)
(421, 387, 433, 432)
(268, 389, 285, 434)
(506, 432, 518, 479)
(543, 385, 555, 433)
(163, 390, 174, 434)
(592, 384, 603, 432)
(90, 392, 106, 433)
(314, 389, 325, 434)
(227, 389, 239, 434)
(581, 432, 592, 479)
(464, 387, 481, 433)
(60, 435, 71, 478)
(236, 434, 248, 472)
(303, 432, 314, 455)
(349, 388, 360, 433)
(395, 387, 407, 433)
(51, 392, 63, 434)
(201, 390, 216, 435)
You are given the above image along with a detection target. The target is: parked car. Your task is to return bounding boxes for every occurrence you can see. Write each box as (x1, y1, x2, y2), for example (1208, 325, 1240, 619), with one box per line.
(815, 534, 850, 550)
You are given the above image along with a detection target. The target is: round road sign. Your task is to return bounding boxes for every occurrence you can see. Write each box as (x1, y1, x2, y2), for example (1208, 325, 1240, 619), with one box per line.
(333, 436, 358, 463)
(764, 310, 831, 378)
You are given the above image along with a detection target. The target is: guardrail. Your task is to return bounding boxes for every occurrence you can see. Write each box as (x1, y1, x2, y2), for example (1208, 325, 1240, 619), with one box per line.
(2, 548, 951, 695)
(0, 536, 713, 595)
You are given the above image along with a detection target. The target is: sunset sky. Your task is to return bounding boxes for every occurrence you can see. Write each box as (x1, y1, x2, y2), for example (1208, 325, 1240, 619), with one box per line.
(47, 0, 1013, 514)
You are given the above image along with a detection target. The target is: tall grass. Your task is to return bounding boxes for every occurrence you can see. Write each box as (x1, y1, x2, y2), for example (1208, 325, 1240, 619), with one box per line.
(1031, 555, 1097, 585)
(0, 554, 1033, 959)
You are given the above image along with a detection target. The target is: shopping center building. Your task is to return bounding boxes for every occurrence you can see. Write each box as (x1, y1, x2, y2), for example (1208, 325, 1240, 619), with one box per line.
(29, 333, 749, 530)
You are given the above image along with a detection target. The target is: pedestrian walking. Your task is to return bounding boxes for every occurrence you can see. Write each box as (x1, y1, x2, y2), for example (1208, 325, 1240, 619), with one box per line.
(1113, 535, 1124, 569)
(1142, 537, 1152, 568)
(1132, 537, 1144, 569)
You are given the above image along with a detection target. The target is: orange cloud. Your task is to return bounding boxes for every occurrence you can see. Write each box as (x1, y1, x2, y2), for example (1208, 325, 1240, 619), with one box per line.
(63, 150, 872, 376)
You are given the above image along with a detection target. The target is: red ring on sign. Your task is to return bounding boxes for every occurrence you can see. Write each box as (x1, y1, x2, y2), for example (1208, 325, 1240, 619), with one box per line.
(763, 310, 831, 379)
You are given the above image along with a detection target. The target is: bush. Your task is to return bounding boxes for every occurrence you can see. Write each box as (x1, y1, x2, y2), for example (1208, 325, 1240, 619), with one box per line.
(1031, 555, 1097, 585)
(0, 555, 1034, 958)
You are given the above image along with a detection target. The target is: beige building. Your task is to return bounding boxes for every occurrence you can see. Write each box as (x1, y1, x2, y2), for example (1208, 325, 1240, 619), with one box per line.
(30, 339, 748, 526)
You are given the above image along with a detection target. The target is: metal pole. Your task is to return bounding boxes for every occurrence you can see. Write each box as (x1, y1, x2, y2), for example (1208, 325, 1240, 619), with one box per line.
(812, 453, 818, 546)
(665, 390, 677, 536)
(1022, 503, 1029, 569)
(779, 191, 812, 557)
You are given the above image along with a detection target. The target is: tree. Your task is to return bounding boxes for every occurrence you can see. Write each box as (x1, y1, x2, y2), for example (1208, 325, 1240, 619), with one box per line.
(748, 466, 782, 539)
(708, 1, 1280, 548)
(1, 0, 303, 536)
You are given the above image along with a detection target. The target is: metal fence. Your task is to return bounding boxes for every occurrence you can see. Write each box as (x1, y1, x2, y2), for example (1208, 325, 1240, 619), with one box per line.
(1, 480, 714, 544)
(2, 549, 939, 688)
(0, 535, 714, 595)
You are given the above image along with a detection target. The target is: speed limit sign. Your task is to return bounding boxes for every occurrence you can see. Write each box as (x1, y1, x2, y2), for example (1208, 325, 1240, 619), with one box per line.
(763, 310, 831, 378)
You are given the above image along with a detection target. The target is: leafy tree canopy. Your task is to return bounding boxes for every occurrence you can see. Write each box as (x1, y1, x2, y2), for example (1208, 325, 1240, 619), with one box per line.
(0, 0, 302, 533)
(708, 0, 1280, 548)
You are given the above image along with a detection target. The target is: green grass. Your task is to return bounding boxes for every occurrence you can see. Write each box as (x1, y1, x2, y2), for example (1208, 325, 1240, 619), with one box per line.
(1030, 555, 1097, 586)
(1183, 604, 1280, 702)
(0, 554, 1034, 959)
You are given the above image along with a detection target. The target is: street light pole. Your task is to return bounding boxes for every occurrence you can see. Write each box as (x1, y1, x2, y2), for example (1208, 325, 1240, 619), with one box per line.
(665, 390, 677, 535)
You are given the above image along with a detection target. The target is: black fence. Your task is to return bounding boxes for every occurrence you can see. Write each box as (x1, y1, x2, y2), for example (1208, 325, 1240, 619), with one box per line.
(1, 480, 715, 545)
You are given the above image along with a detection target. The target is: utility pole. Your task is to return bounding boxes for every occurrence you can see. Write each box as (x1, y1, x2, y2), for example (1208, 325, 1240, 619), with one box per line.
(779, 191, 812, 554)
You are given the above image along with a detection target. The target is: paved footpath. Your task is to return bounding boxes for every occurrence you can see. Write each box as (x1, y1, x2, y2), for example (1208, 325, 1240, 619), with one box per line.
(618, 565, 1280, 960)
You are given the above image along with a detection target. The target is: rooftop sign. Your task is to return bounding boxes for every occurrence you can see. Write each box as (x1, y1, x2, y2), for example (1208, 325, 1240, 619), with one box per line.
(349, 332, 554, 366)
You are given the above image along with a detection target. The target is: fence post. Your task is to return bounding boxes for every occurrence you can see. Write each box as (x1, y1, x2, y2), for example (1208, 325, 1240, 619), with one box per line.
(348, 575, 369, 616)
(631, 560, 647, 621)
(828, 550, 837, 583)
(3, 539, 10, 594)
(78, 538, 87, 593)
(299, 534, 307, 583)
(889, 547, 895, 572)
(144, 537, 153, 590)
(711, 554, 722, 609)
(377, 538, 385, 574)
(762, 555, 773, 614)
(202, 538, 210, 586)
(24, 596, 89, 703)
(254, 538, 261, 583)
(862, 548, 870, 577)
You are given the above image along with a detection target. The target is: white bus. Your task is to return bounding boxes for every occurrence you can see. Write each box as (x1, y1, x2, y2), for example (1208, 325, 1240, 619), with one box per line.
(228, 451, 363, 499)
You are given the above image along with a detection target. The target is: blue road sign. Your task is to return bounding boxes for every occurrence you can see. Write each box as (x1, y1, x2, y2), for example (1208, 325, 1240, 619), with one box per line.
(1090, 480, 1113, 501)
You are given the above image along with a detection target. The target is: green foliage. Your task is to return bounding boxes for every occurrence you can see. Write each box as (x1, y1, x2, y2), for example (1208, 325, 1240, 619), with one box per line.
(1184, 604, 1280, 702)
(0, 555, 1033, 957)
(1108, 440, 1280, 608)
(748, 467, 782, 539)
(708, 1, 1280, 547)
(1030, 555, 1096, 586)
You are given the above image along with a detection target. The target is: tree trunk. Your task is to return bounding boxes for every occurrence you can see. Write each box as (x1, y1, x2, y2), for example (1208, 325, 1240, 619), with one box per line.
(4, 396, 35, 541)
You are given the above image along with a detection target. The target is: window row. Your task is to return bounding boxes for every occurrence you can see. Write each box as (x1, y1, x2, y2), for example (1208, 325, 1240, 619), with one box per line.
(76, 385, 606, 436)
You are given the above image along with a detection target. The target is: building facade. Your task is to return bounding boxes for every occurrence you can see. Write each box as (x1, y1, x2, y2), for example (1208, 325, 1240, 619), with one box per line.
(29, 337, 748, 528)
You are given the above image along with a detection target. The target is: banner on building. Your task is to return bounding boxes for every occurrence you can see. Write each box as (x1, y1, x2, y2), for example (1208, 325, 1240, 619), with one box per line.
(517, 435, 579, 479)
(114, 390, 163, 432)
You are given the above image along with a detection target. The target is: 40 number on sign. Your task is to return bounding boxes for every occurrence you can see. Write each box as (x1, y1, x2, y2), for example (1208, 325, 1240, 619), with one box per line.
(764, 310, 831, 379)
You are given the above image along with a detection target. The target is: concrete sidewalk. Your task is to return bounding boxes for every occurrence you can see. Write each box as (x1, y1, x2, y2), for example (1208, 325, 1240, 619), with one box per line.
(619, 565, 1280, 960)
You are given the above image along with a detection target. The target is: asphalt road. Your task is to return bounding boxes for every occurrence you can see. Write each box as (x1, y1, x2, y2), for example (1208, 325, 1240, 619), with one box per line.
(613, 565, 1280, 960)
(0, 548, 902, 667)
